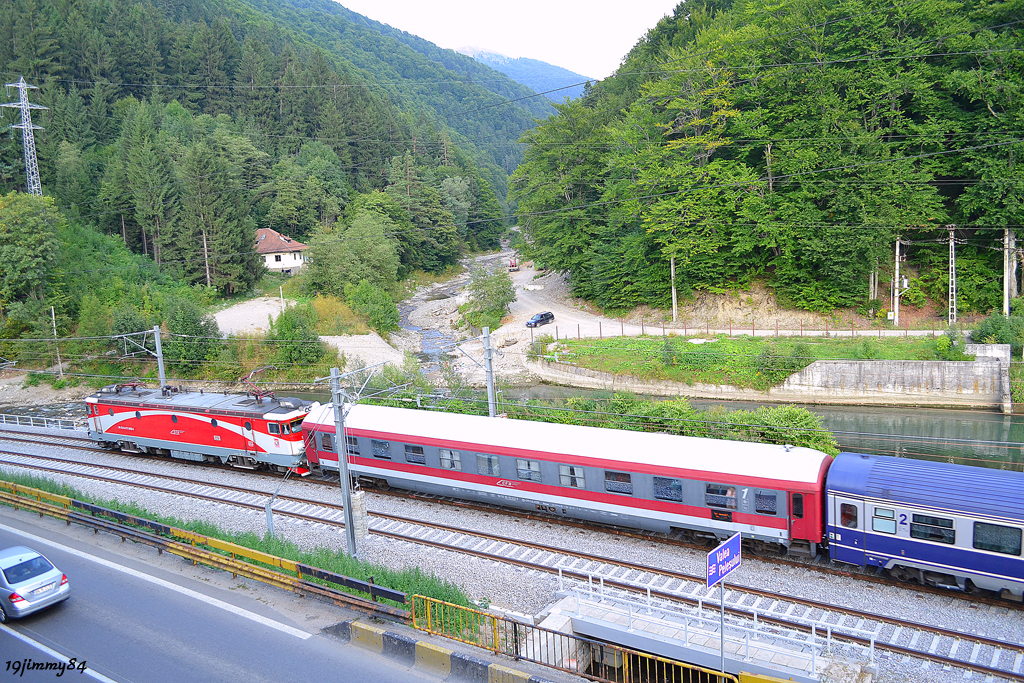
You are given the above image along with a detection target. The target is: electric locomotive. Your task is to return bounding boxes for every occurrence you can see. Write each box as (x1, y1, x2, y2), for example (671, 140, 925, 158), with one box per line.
(86, 382, 314, 472)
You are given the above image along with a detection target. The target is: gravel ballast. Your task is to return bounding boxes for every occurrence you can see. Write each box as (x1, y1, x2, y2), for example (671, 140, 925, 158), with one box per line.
(1, 428, 1019, 683)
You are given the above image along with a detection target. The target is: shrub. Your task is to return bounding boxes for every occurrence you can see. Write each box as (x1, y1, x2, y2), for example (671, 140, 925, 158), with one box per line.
(267, 303, 326, 365)
(344, 280, 400, 334)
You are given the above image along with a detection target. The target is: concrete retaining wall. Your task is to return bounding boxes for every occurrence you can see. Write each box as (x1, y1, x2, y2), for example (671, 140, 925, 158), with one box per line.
(526, 344, 1012, 410)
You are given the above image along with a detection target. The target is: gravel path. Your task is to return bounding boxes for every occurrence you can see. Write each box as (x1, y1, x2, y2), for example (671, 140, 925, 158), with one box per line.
(2, 427, 1020, 683)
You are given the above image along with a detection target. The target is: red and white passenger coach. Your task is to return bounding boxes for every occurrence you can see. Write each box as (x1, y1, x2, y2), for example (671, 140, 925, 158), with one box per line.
(303, 403, 832, 555)
(87, 383, 312, 470)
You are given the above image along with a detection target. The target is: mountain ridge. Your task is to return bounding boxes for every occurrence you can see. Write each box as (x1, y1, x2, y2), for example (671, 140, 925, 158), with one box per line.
(457, 47, 593, 102)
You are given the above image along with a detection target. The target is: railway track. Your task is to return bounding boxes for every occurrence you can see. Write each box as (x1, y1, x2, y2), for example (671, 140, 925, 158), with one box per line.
(0, 443, 1021, 681)
(0, 424, 1015, 609)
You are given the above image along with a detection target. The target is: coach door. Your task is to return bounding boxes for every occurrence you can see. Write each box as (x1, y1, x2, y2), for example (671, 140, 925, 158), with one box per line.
(831, 495, 865, 565)
(243, 420, 257, 459)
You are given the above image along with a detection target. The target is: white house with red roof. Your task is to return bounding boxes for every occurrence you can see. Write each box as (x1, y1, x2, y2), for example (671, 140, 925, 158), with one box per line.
(256, 228, 308, 275)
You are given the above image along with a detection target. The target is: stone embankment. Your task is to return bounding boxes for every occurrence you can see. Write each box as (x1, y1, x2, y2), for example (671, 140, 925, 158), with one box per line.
(526, 344, 1013, 413)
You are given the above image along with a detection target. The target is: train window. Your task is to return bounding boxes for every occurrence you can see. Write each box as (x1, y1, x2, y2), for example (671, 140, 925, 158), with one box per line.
(136, 411, 141, 419)
(477, 454, 500, 476)
(211, 419, 218, 428)
(604, 471, 633, 495)
(872, 507, 896, 534)
(559, 465, 585, 489)
(706, 484, 737, 510)
(109, 408, 114, 416)
(268, 423, 280, 435)
(321, 433, 334, 452)
(840, 503, 858, 528)
(346, 436, 360, 455)
(290, 419, 303, 433)
(171, 415, 178, 423)
(281, 422, 291, 435)
(653, 477, 683, 502)
(244, 421, 252, 431)
(440, 449, 462, 471)
(910, 514, 955, 544)
(792, 494, 804, 519)
(517, 459, 542, 482)
(371, 440, 391, 459)
(755, 491, 777, 515)
(405, 445, 426, 465)
(973, 522, 1021, 556)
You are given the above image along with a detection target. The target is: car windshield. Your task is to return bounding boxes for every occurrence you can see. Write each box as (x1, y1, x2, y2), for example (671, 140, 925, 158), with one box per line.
(2, 555, 54, 585)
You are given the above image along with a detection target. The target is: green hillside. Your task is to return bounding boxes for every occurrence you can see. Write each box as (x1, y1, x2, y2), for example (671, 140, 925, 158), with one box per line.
(512, 0, 1024, 316)
(0, 0, 535, 349)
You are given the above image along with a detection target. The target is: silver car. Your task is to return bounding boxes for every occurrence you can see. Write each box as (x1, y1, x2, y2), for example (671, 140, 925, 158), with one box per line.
(0, 546, 70, 622)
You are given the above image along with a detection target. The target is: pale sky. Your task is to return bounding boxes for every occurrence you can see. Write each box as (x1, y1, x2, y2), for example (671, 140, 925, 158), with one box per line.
(333, 0, 680, 79)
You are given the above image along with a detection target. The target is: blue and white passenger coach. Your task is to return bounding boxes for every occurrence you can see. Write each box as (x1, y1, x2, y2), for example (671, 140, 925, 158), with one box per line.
(827, 452, 1023, 599)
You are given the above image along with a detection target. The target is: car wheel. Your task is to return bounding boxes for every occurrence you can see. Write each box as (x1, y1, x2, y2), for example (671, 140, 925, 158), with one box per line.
(0, 604, 6, 623)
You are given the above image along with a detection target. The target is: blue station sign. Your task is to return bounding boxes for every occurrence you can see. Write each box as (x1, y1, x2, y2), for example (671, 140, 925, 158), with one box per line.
(706, 532, 742, 587)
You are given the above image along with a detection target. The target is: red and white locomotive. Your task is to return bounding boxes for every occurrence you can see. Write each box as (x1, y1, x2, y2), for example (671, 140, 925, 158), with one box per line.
(86, 382, 313, 472)
(302, 403, 831, 555)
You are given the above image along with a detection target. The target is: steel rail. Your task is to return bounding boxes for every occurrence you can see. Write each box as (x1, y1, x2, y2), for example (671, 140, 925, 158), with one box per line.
(0, 448, 1020, 681)
(1, 425, 1016, 611)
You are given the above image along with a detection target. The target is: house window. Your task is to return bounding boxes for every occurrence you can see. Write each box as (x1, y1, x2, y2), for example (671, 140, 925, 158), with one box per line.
(653, 477, 683, 502)
(973, 522, 1021, 556)
(371, 439, 391, 459)
(405, 445, 426, 465)
(872, 507, 896, 534)
(517, 459, 542, 482)
(706, 484, 737, 510)
(755, 491, 777, 515)
(604, 471, 632, 495)
(840, 503, 858, 529)
(477, 454, 500, 476)
(558, 465, 585, 489)
(346, 436, 360, 455)
(275, 254, 282, 262)
(440, 449, 461, 471)
(911, 514, 955, 544)
(320, 433, 334, 452)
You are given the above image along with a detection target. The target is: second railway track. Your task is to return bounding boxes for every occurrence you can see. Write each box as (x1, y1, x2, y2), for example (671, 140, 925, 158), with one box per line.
(0, 440, 1022, 681)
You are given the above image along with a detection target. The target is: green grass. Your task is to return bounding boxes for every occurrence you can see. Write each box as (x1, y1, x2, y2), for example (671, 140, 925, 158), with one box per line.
(556, 334, 972, 391)
(0, 469, 470, 608)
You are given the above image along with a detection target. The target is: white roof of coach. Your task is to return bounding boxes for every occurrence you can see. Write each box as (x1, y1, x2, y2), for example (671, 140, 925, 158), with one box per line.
(306, 403, 830, 485)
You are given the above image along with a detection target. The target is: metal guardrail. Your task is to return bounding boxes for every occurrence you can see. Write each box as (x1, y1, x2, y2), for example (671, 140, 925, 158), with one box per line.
(0, 481, 408, 618)
(0, 413, 84, 431)
(410, 595, 738, 683)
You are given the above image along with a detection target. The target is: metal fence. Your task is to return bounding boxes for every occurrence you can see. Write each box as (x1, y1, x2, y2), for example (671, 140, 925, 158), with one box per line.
(410, 595, 738, 683)
(0, 413, 84, 431)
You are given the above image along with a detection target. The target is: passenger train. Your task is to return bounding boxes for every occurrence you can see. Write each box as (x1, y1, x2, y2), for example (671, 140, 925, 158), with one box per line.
(85, 382, 1024, 600)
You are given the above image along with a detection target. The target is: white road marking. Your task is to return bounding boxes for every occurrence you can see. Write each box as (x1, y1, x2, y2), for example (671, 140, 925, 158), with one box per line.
(1, 624, 120, 682)
(0, 522, 311, 640)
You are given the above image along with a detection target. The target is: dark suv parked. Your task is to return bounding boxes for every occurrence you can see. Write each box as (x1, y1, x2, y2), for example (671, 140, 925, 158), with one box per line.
(526, 312, 554, 327)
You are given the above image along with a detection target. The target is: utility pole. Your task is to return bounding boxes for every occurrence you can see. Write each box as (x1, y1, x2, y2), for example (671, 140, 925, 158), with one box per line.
(1, 77, 47, 196)
(1004, 227, 1011, 317)
(483, 327, 496, 418)
(948, 226, 958, 325)
(152, 326, 167, 391)
(51, 307, 63, 380)
(670, 257, 678, 323)
(330, 367, 359, 559)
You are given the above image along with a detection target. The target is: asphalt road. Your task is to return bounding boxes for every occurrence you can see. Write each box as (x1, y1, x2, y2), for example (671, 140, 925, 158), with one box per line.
(0, 509, 440, 683)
